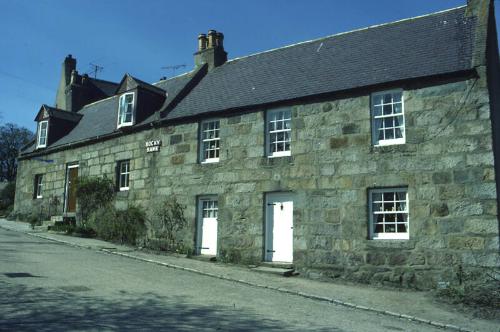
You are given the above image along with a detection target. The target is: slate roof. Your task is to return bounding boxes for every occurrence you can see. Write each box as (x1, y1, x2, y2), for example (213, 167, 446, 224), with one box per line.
(22, 6, 478, 155)
(165, 6, 475, 120)
(88, 78, 119, 97)
(37, 105, 82, 122)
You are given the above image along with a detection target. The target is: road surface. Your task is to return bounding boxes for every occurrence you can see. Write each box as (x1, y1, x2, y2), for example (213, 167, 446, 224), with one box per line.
(0, 228, 442, 331)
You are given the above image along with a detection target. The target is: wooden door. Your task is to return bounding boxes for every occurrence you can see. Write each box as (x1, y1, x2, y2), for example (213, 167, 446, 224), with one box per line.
(197, 198, 218, 256)
(65, 166, 78, 213)
(265, 193, 294, 263)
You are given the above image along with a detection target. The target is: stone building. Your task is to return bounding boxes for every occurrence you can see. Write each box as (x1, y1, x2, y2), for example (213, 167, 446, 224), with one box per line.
(14, 0, 500, 288)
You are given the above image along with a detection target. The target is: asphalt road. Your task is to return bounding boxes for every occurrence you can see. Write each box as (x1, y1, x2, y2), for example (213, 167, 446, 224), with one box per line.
(0, 228, 443, 332)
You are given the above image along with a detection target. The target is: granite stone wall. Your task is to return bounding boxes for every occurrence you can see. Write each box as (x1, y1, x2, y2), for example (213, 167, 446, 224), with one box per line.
(14, 76, 499, 289)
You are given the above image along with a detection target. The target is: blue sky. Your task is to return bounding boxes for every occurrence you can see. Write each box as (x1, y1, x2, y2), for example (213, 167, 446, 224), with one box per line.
(0, 0, 496, 131)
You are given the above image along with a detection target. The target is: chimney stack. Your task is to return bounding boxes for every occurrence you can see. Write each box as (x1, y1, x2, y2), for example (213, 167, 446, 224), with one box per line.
(194, 29, 227, 70)
(55, 54, 77, 110)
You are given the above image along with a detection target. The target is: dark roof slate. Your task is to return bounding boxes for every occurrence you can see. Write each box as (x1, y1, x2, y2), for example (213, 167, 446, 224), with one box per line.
(22, 6, 478, 155)
(88, 78, 119, 97)
(116, 74, 166, 95)
(166, 7, 475, 119)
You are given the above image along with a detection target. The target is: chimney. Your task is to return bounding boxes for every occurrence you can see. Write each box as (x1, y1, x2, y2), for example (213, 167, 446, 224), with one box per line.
(466, 0, 492, 67)
(194, 29, 227, 70)
(55, 54, 77, 110)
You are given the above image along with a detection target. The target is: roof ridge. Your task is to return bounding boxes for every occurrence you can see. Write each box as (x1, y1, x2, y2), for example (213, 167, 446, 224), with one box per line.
(152, 70, 194, 86)
(227, 5, 467, 64)
(88, 77, 119, 85)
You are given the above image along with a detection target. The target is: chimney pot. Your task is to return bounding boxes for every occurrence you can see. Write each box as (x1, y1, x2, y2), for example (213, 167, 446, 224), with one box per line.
(207, 30, 217, 48)
(216, 32, 224, 47)
(198, 33, 207, 51)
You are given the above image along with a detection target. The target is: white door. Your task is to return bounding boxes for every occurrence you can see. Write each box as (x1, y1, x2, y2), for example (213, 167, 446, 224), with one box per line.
(265, 193, 293, 262)
(197, 198, 218, 256)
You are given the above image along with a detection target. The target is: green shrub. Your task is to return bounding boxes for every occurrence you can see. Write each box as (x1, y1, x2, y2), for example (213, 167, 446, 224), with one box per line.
(0, 181, 16, 212)
(75, 176, 115, 226)
(148, 197, 187, 251)
(27, 213, 41, 229)
(89, 204, 146, 245)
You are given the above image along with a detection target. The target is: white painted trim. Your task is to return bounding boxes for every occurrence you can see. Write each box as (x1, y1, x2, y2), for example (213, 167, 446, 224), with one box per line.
(37, 120, 49, 148)
(371, 89, 405, 146)
(199, 119, 221, 164)
(266, 108, 292, 158)
(35, 174, 43, 199)
(118, 160, 130, 191)
(117, 92, 136, 129)
(201, 158, 220, 164)
(368, 187, 409, 240)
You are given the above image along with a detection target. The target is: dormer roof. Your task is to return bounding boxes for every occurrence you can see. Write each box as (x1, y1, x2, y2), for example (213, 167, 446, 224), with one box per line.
(34, 104, 83, 123)
(116, 74, 166, 95)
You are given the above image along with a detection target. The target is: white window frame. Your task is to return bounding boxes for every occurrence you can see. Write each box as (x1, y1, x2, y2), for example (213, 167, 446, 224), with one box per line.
(35, 174, 43, 199)
(37, 120, 49, 148)
(118, 160, 130, 191)
(371, 90, 405, 146)
(117, 92, 135, 128)
(266, 108, 292, 158)
(369, 188, 409, 240)
(200, 119, 220, 163)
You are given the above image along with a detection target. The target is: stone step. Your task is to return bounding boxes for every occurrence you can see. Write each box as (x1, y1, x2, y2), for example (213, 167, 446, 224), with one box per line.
(51, 215, 64, 223)
(260, 261, 294, 269)
(251, 266, 297, 277)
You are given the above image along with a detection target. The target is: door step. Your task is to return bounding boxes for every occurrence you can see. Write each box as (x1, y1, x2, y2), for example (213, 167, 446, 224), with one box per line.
(251, 266, 298, 277)
(260, 261, 294, 269)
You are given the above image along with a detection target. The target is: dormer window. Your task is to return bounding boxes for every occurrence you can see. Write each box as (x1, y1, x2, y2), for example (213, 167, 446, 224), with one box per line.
(37, 120, 48, 148)
(117, 92, 135, 128)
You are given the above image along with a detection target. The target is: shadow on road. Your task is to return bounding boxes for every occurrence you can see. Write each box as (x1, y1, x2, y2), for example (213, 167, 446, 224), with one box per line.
(0, 280, 336, 332)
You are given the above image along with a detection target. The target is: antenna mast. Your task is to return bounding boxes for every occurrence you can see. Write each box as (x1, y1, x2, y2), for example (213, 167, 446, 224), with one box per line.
(88, 63, 104, 79)
(161, 64, 186, 78)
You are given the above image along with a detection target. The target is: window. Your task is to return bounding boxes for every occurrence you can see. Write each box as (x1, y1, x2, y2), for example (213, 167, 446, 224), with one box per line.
(37, 121, 48, 148)
(117, 93, 135, 128)
(34, 174, 43, 199)
(369, 188, 409, 240)
(200, 120, 220, 163)
(118, 160, 130, 191)
(267, 108, 291, 157)
(202, 199, 218, 219)
(371, 90, 405, 146)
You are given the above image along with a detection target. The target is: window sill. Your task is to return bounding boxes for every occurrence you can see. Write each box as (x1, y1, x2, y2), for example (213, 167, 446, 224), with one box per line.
(201, 158, 219, 164)
(260, 155, 294, 167)
(117, 123, 134, 130)
(267, 152, 291, 158)
(370, 143, 416, 154)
